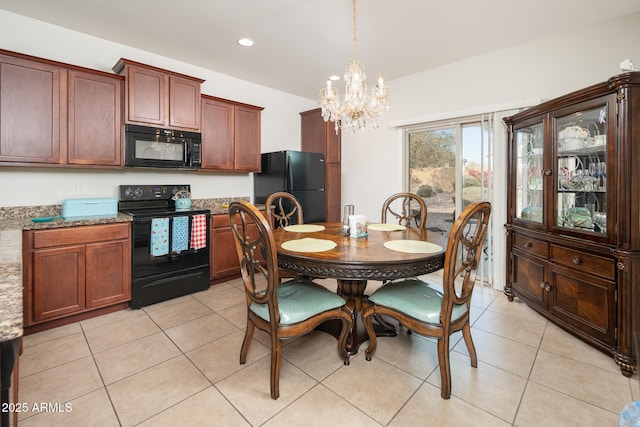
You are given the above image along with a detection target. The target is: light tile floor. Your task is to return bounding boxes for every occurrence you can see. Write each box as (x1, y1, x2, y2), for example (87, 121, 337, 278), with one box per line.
(15, 273, 638, 426)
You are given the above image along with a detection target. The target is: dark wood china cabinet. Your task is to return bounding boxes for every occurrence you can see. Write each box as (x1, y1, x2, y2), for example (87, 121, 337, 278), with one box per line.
(504, 72, 640, 376)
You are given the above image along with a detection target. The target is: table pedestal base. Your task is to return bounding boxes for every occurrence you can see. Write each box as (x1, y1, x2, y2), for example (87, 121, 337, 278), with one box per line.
(317, 279, 397, 355)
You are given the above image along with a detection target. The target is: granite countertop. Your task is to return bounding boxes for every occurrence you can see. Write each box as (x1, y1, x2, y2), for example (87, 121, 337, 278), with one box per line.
(0, 196, 250, 342)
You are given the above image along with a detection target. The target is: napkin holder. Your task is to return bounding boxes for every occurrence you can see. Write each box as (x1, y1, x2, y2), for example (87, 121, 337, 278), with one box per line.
(349, 215, 369, 238)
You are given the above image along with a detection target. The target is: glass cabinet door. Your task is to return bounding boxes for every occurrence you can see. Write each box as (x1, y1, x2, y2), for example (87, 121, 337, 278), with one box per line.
(514, 122, 544, 224)
(555, 104, 610, 236)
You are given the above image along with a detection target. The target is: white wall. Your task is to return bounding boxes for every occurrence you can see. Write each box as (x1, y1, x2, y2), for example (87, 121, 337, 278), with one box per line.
(0, 10, 316, 207)
(342, 12, 640, 221)
(2, 10, 639, 210)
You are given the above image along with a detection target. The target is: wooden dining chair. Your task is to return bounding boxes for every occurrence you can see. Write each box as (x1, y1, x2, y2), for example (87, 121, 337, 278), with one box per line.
(265, 192, 304, 229)
(228, 201, 352, 400)
(381, 192, 427, 229)
(362, 201, 491, 399)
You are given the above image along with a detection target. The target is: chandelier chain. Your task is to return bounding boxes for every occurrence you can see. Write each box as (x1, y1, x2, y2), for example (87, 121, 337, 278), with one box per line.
(352, 0, 357, 63)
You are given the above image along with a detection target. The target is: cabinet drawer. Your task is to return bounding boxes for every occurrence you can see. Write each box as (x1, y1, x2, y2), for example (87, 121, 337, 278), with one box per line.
(512, 234, 548, 258)
(551, 245, 615, 280)
(212, 208, 267, 229)
(211, 214, 231, 228)
(33, 223, 130, 248)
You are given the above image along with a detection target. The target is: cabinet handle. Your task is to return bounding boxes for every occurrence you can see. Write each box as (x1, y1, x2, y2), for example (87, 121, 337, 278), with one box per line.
(524, 242, 533, 249)
(544, 170, 552, 176)
(544, 283, 551, 292)
(572, 256, 582, 265)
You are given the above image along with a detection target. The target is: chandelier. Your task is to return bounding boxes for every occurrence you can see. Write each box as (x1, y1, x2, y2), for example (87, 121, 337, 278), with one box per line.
(318, 0, 391, 133)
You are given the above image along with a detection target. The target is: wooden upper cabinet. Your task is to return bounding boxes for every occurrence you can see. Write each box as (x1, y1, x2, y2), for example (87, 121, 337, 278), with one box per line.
(113, 58, 203, 131)
(235, 105, 262, 172)
(201, 97, 234, 170)
(0, 50, 124, 168)
(201, 95, 263, 172)
(300, 108, 341, 163)
(170, 75, 201, 130)
(67, 70, 123, 166)
(0, 53, 64, 163)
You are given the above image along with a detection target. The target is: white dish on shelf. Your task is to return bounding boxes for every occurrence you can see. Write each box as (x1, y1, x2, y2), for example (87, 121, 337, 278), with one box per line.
(560, 138, 586, 151)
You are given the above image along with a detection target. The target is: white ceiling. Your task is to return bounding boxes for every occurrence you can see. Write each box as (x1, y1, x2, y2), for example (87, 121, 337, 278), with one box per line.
(2, 0, 640, 99)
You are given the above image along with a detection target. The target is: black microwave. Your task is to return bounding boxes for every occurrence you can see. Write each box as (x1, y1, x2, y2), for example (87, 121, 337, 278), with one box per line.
(124, 124, 202, 169)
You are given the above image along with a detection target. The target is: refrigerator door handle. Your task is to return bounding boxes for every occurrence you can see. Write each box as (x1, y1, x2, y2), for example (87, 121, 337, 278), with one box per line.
(286, 158, 293, 191)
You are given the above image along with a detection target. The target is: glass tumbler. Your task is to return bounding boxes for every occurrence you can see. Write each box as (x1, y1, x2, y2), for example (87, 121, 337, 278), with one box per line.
(343, 205, 354, 234)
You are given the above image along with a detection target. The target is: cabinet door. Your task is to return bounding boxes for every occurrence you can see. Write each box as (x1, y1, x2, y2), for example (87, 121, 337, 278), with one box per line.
(553, 95, 616, 242)
(326, 162, 342, 222)
(211, 226, 241, 279)
(511, 249, 547, 310)
(512, 120, 545, 227)
(201, 98, 234, 170)
(33, 246, 85, 321)
(126, 65, 165, 126)
(549, 264, 616, 346)
(0, 55, 63, 163)
(301, 109, 327, 154)
(169, 75, 201, 131)
(234, 105, 261, 172)
(211, 214, 263, 281)
(326, 125, 341, 164)
(68, 70, 122, 166)
(85, 239, 131, 308)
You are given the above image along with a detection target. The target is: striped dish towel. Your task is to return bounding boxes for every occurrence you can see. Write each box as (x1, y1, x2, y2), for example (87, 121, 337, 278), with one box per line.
(150, 218, 169, 256)
(171, 216, 189, 253)
(190, 214, 207, 249)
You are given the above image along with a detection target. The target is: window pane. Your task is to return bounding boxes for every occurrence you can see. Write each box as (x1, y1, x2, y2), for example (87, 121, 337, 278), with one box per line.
(408, 128, 456, 232)
(461, 124, 488, 211)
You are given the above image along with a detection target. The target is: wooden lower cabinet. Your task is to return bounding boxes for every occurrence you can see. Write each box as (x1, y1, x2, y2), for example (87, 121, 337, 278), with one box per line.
(24, 223, 131, 331)
(507, 229, 617, 356)
(210, 209, 265, 283)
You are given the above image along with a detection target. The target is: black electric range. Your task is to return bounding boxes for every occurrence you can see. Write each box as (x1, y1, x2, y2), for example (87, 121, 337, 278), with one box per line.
(118, 185, 211, 308)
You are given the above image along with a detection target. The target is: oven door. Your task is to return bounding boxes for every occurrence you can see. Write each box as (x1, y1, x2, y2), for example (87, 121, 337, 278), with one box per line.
(131, 214, 210, 279)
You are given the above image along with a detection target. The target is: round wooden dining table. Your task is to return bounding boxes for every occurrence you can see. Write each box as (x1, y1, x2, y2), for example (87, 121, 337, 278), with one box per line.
(272, 222, 448, 354)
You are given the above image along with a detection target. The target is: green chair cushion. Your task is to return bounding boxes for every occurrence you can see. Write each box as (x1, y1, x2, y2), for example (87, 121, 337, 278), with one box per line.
(368, 278, 467, 324)
(250, 281, 346, 325)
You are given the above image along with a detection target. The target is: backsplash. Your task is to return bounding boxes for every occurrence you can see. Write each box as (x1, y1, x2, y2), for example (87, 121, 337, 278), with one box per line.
(0, 197, 251, 220)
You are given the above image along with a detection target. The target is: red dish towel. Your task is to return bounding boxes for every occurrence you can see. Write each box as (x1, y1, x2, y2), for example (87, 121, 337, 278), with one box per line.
(190, 214, 207, 249)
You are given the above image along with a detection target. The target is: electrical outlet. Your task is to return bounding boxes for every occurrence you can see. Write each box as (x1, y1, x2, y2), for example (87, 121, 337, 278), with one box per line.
(76, 184, 86, 195)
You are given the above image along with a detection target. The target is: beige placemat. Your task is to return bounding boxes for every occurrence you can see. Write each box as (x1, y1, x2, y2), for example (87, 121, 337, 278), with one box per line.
(384, 240, 443, 254)
(281, 238, 337, 252)
(368, 223, 407, 231)
(283, 224, 326, 232)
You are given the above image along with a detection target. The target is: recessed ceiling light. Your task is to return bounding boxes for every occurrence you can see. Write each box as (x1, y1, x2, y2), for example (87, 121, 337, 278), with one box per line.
(237, 38, 254, 47)
(329, 75, 340, 81)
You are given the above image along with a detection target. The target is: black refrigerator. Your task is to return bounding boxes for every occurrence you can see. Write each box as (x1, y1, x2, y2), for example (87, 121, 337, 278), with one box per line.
(254, 150, 326, 224)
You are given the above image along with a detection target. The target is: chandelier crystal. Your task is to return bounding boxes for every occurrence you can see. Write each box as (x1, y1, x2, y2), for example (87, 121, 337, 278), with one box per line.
(319, 0, 391, 134)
